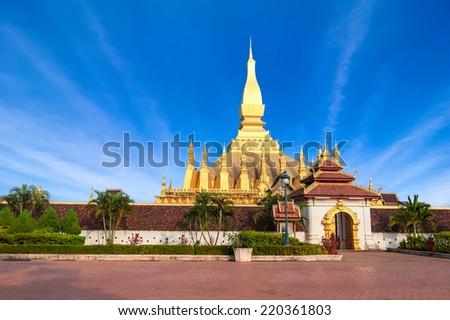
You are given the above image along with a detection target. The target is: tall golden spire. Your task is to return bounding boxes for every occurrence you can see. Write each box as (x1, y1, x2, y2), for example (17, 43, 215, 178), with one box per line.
(236, 40, 269, 141)
(241, 38, 262, 105)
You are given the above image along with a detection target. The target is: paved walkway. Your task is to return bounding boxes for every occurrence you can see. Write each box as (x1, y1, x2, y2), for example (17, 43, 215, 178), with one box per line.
(0, 251, 449, 299)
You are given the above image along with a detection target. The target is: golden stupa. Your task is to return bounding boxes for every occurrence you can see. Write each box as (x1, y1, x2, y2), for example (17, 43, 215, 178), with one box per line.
(155, 42, 338, 205)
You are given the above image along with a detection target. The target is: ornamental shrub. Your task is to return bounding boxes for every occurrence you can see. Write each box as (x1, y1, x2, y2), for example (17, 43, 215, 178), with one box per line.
(0, 207, 14, 227)
(10, 210, 36, 233)
(236, 230, 302, 247)
(37, 207, 61, 232)
(61, 209, 81, 235)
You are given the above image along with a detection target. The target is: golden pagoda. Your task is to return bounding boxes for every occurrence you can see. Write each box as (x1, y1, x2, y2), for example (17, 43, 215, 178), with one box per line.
(155, 42, 339, 205)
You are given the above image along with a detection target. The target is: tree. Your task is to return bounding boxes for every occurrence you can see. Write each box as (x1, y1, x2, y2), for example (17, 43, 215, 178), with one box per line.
(388, 207, 414, 234)
(414, 206, 437, 233)
(84, 190, 135, 244)
(183, 191, 235, 245)
(29, 185, 50, 216)
(3, 184, 32, 218)
(61, 209, 81, 235)
(37, 206, 61, 232)
(253, 191, 283, 231)
(2, 184, 50, 217)
(0, 207, 14, 227)
(397, 194, 435, 235)
(10, 210, 36, 233)
(184, 191, 216, 245)
(211, 195, 235, 245)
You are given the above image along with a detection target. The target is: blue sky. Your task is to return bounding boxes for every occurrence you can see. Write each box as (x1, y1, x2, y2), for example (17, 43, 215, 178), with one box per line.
(1, 0, 450, 205)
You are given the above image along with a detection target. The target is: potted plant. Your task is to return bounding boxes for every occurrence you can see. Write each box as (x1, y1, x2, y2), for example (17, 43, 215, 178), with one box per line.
(228, 233, 253, 262)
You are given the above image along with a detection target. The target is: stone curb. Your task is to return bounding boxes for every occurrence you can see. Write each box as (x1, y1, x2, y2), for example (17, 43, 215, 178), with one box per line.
(387, 248, 450, 260)
(0, 253, 342, 262)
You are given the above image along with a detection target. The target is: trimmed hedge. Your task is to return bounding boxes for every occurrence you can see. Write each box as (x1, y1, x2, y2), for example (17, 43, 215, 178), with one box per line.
(0, 244, 328, 255)
(194, 245, 233, 255)
(252, 244, 328, 255)
(0, 244, 226, 255)
(0, 230, 85, 245)
(237, 230, 302, 247)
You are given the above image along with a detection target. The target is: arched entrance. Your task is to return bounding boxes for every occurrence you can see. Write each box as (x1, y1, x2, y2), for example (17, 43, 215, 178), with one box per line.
(321, 201, 361, 250)
(330, 212, 354, 249)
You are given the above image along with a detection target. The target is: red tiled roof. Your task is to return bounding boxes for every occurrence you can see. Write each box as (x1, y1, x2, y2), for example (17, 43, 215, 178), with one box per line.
(381, 193, 399, 205)
(313, 172, 355, 182)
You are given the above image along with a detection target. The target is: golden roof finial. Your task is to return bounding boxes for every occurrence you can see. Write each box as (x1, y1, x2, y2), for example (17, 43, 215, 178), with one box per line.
(249, 37, 253, 60)
(89, 188, 93, 201)
(333, 141, 340, 163)
(323, 141, 331, 160)
(369, 177, 374, 191)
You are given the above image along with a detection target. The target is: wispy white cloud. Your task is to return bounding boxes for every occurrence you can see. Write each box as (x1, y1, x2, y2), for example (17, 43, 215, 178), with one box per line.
(325, 0, 377, 130)
(347, 98, 450, 205)
(81, 7, 173, 140)
(0, 25, 170, 202)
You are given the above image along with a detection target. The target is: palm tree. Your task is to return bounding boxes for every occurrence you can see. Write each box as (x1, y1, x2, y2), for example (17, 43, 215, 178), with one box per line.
(2, 184, 50, 218)
(414, 206, 437, 233)
(211, 195, 235, 245)
(184, 191, 216, 245)
(397, 194, 434, 235)
(388, 207, 414, 234)
(84, 190, 135, 244)
(253, 191, 282, 231)
(29, 185, 50, 216)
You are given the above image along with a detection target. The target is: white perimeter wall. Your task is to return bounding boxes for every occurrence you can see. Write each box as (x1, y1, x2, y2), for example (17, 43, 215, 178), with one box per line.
(81, 230, 307, 245)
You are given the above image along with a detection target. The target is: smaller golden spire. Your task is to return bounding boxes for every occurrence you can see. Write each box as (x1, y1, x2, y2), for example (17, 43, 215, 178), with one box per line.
(220, 144, 228, 172)
(89, 188, 93, 201)
(161, 173, 166, 196)
(298, 146, 308, 179)
(279, 147, 286, 173)
(201, 145, 207, 166)
(240, 153, 250, 190)
(169, 176, 173, 189)
(188, 140, 194, 166)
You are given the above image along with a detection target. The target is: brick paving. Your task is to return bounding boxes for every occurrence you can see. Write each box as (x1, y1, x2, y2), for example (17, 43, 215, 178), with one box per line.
(0, 251, 449, 300)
